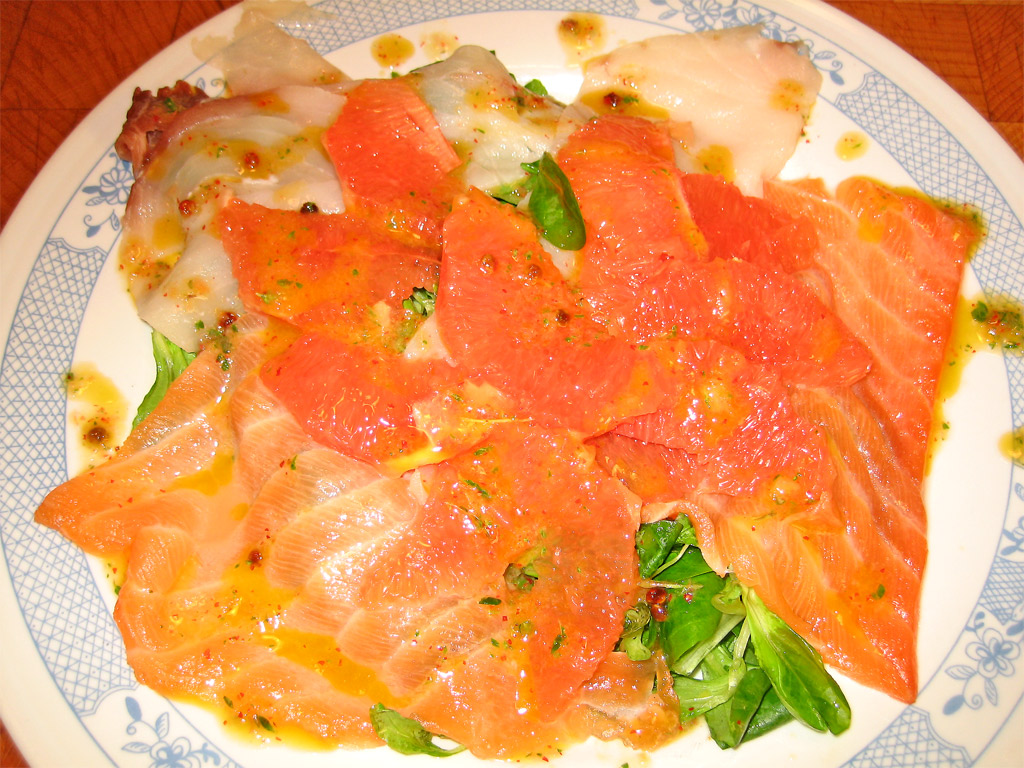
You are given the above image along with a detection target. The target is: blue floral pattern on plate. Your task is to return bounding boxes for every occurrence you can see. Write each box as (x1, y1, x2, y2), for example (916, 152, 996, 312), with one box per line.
(80, 153, 133, 236)
(122, 697, 229, 768)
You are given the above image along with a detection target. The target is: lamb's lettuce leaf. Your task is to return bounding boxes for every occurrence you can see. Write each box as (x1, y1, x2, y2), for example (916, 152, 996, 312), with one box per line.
(133, 331, 195, 427)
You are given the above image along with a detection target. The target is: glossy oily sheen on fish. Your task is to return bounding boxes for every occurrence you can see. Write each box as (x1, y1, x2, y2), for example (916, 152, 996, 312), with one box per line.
(34, 18, 982, 760)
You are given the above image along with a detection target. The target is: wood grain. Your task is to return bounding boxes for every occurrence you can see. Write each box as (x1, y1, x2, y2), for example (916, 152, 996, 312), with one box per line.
(0, 0, 241, 229)
(830, 1, 1023, 154)
(0, 2, 1020, 765)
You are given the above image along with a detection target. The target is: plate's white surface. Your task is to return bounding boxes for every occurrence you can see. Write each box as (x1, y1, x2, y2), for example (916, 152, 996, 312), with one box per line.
(1, 1, 1023, 766)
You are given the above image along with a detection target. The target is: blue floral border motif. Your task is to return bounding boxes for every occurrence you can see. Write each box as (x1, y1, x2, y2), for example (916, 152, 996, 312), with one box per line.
(944, 611, 1024, 716)
(81, 153, 133, 237)
(122, 697, 234, 768)
(944, 486, 1024, 718)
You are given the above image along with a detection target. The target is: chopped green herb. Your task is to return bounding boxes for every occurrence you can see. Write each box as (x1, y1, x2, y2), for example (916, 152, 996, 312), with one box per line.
(523, 78, 549, 96)
(551, 627, 567, 653)
(464, 478, 491, 498)
(504, 562, 538, 592)
(403, 286, 437, 317)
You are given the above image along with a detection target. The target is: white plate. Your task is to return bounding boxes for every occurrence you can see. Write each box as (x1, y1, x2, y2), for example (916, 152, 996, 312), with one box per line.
(2, 1, 1022, 766)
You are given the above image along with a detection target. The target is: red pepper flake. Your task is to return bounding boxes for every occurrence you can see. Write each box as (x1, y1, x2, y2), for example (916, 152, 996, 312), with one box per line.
(242, 151, 260, 170)
(602, 91, 624, 109)
(178, 198, 197, 217)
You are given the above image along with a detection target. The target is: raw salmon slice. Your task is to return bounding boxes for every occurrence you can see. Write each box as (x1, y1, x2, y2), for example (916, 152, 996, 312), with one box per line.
(37, 316, 393, 745)
(766, 177, 981, 478)
(39, 311, 648, 757)
(313, 423, 641, 755)
(692, 385, 926, 702)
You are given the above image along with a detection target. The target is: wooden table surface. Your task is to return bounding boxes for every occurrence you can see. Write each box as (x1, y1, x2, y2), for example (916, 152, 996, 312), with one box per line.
(0, 0, 1021, 764)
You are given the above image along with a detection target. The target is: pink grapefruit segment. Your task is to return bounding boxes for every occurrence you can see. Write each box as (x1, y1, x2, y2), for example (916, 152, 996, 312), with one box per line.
(219, 199, 439, 347)
(436, 188, 662, 434)
(322, 78, 462, 244)
(556, 115, 709, 320)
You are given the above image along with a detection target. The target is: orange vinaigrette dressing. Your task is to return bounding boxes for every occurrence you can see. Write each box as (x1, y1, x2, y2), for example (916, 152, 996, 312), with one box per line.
(371, 33, 415, 70)
(927, 293, 1022, 470)
(219, 565, 408, 740)
(835, 130, 869, 161)
(557, 12, 606, 64)
(64, 362, 131, 469)
(421, 29, 460, 60)
(579, 90, 670, 121)
(157, 547, 409, 747)
(1000, 426, 1024, 465)
(769, 78, 811, 114)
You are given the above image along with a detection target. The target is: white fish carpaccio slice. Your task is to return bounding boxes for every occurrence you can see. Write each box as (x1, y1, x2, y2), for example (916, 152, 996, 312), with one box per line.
(194, 0, 347, 96)
(119, 84, 350, 352)
(576, 26, 822, 195)
(413, 45, 566, 194)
